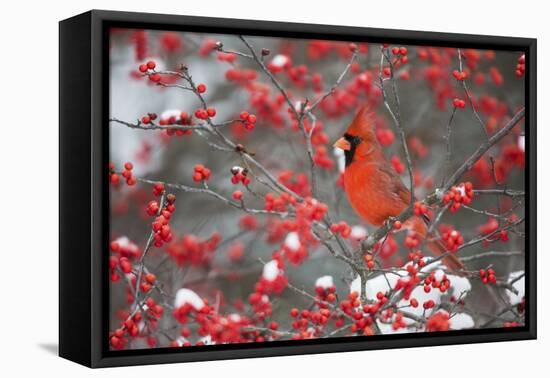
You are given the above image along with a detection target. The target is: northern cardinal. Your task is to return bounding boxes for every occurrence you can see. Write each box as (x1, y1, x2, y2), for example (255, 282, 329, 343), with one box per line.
(334, 106, 464, 271)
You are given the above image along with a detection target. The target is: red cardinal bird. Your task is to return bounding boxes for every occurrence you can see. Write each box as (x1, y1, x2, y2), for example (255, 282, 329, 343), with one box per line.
(334, 106, 464, 271)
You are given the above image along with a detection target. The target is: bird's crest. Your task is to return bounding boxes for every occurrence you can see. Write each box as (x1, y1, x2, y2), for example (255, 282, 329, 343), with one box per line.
(346, 105, 376, 137)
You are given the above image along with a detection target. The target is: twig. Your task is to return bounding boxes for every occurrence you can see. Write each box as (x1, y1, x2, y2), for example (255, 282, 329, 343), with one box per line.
(378, 46, 415, 207)
(457, 49, 489, 138)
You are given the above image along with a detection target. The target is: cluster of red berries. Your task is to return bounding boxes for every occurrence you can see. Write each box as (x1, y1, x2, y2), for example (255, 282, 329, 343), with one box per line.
(329, 221, 351, 238)
(108, 163, 121, 186)
(141, 112, 157, 125)
(391, 46, 409, 64)
(390, 155, 405, 174)
(140, 273, 157, 293)
(313, 146, 334, 170)
(356, 292, 388, 334)
(423, 271, 451, 294)
(264, 193, 294, 212)
(121, 162, 137, 186)
(413, 201, 430, 217)
(109, 162, 136, 186)
(443, 182, 474, 212)
(239, 111, 257, 130)
(393, 271, 422, 302)
(278, 170, 311, 198)
(247, 291, 273, 320)
(314, 285, 337, 304)
(225, 67, 258, 85)
(404, 251, 426, 275)
(255, 261, 289, 295)
(192, 164, 211, 182)
(386, 311, 406, 331)
(423, 299, 436, 310)
(151, 193, 176, 248)
(109, 257, 121, 282)
(297, 198, 328, 222)
(156, 112, 193, 137)
(289, 307, 334, 339)
(426, 311, 450, 332)
(515, 54, 526, 77)
(376, 127, 395, 146)
(479, 268, 497, 284)
(166, 232, 221, 267)
(452, 69, 468, 81)
(364, 254, 375, 269)
(152, 182, 165, 196)
(452, 98, 466, 109)
(216, 51, 238, 63)
(230, 166, 251, 185)
(138, 60, 156, 73)
(194, 107, 216, 120)
(110, 238, 140, 259)
(441, 227, 464, 252)
(404, 232, 422, 249)
(489, 66, 504, 87)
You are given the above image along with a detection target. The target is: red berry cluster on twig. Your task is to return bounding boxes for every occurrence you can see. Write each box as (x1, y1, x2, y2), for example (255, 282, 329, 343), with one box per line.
(151, 193, 176, 248)
(515, 54, 525, 77)
(443, 182, 474, 212)
(193, 164, 211, 182)
(239, 111, 257, 130)
(329, 221, 351, 238)
(452, 98, 466, 109)
(120, 162, 137, 186)
(479, 268, 497, 284)
(230, 166, 251, 185)
(452, 69, 468, 81)
(440, 226, 464, 252)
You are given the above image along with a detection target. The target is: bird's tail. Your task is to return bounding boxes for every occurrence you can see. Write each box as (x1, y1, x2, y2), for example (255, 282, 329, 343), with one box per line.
(410, 217, 465, 273)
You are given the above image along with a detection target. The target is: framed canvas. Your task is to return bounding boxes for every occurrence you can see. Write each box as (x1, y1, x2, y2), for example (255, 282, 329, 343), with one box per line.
(59, 10, 536, 368)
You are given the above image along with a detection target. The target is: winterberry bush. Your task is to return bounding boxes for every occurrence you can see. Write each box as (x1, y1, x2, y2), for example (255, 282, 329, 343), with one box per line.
(108, 28, 526, 350)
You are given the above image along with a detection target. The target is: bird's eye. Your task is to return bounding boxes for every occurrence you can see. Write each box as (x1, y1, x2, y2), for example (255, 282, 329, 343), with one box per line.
(344, 133, 362, 147)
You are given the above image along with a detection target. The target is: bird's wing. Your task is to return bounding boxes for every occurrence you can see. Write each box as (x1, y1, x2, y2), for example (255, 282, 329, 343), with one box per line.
(375, 163, 411, 202)
(376, 163, 431, 224)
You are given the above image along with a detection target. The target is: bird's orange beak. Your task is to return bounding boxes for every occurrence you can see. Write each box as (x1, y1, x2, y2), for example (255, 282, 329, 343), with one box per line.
(334, 137, 351, 151)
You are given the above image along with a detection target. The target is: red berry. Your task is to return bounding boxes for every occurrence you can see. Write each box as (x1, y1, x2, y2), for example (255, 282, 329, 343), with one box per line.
(146, 60, 156, 70)
(197, 83, 206, 93)
(233, 190, 243, 201)
(145, 273, 156, 284)
(119, 257, 132, 273)
(247, 114, 257, 124)
(124, 162, 133, 171)
(110, 173, 120, 185)
(138, 64, 148, 73)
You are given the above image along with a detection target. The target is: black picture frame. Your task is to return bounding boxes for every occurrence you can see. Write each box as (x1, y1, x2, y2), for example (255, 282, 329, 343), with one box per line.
(59, 9, 537, 368)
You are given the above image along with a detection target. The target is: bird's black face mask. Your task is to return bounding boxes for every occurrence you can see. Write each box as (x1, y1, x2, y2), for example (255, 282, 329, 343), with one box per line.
(343, 133, 362, 167)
